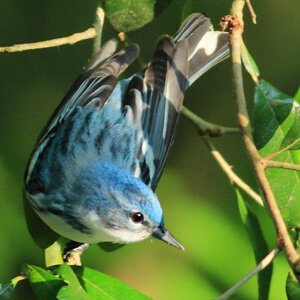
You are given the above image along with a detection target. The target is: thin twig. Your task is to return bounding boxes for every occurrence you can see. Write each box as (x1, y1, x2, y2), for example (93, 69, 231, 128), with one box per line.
(263, 160, 300, 172)
(217, 248, 280, 300)
(182, 106, 239, 137)
(230, 0, 300, 279)
(0, 7, 105, 54)
(264, 139, 300, 161)
(264, 150, 285, 161)
(182, 106, 262, 206)
(245, 0, 257, 24)
(203, 138, 264, 206)
(92, 6, 105, 56)
(0, 28, 96, 53)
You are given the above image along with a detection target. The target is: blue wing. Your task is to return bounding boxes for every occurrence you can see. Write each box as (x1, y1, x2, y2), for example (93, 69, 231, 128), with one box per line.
(25, 13, 229, 194)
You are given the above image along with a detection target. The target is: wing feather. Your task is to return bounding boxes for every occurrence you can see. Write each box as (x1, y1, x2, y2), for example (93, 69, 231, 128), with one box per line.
(123, 13, 229, 190)
(37, 43, 139, 145)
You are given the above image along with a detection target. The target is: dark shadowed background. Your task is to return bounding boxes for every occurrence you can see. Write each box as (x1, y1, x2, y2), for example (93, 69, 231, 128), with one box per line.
(0, 0, 299, 299)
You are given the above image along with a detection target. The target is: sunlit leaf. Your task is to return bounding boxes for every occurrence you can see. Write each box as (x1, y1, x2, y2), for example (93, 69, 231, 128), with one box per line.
(281, 106, 300, 150)
(286, 273, 300, 300)
(104, 0, 155, 32)
(23, 264, 65, 300)
(253, 80, 300, 228)
(51, 265, 150, 299)
(45, 238, 67, 267)
(236, 188, 272, 300)
(52, 264, 90, 300)
(294, 85, 300, 105)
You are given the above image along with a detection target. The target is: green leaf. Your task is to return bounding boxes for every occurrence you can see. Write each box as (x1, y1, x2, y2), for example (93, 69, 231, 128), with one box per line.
(241, 40, 260, 82)
(45, 237, 67, 267)
(294, 85, 300, 105)
(52, 265, 150, 299)
(0, 276, 24, 299)
(23, 191, 59, 249)
(97, 242, 125, 252)
(253, 80, 295, 150)
(104, 0, 155, 32)
(236, 188, 272, 300)
(253, 80, 300, 228)
(286, 273, 300, 300)
(23, 264, 65, 300)
(51, 264, 90, 300)
(281, 106, 300, 150)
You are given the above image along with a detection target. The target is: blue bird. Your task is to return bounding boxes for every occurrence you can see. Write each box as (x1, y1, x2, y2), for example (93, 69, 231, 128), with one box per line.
(24, 13, 229, 256)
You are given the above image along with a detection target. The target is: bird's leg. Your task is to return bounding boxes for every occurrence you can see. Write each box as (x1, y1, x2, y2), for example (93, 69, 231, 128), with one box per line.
(63, 241, 90, 265)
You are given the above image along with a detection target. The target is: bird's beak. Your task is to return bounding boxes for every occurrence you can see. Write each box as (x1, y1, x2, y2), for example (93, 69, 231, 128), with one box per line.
(152, 225, 185, 250)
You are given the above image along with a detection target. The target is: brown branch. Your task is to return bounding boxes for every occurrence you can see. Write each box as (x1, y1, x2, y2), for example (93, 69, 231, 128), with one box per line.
(230, 0, 300, 280)
(245, 0, 257, 24)
(263, 160, 300, 172)
(0, 28, 96, 53)
(203, 138, 264, 206)
(182, 106, 239, 137)
(0, 7, 105, 54)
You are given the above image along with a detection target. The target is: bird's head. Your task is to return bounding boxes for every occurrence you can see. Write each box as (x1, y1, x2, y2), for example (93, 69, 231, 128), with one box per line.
(73, 162, 184, 250)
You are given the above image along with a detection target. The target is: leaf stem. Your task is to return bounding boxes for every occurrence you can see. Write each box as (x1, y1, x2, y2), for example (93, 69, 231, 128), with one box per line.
(203, 138, 264, 206)
(182, 106, 239, 137)
(217, 248, 280, 300)
(230, 0, 300, 279)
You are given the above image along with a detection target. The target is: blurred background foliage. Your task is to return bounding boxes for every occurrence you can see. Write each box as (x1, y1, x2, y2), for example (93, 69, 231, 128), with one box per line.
(0, 0, 299, 299)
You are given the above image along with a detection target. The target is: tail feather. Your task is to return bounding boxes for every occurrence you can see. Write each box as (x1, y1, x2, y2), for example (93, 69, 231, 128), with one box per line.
(174, 13, 229, 86)
(187, 30, 229, 85)
(145, 36, 175, 94)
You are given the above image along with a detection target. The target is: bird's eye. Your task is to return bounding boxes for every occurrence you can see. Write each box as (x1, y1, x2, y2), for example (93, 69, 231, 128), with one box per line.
(131, 212, 144, 223)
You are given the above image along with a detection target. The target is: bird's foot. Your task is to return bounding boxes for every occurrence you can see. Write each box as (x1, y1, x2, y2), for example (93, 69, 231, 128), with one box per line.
(63, 241, 90, 265)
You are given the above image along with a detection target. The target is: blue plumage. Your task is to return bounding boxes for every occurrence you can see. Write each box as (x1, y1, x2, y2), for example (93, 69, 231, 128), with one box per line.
(24, 13, 229, 254)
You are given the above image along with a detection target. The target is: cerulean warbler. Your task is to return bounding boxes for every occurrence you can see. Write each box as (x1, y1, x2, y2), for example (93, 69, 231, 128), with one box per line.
(24, 13, 229, 255)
